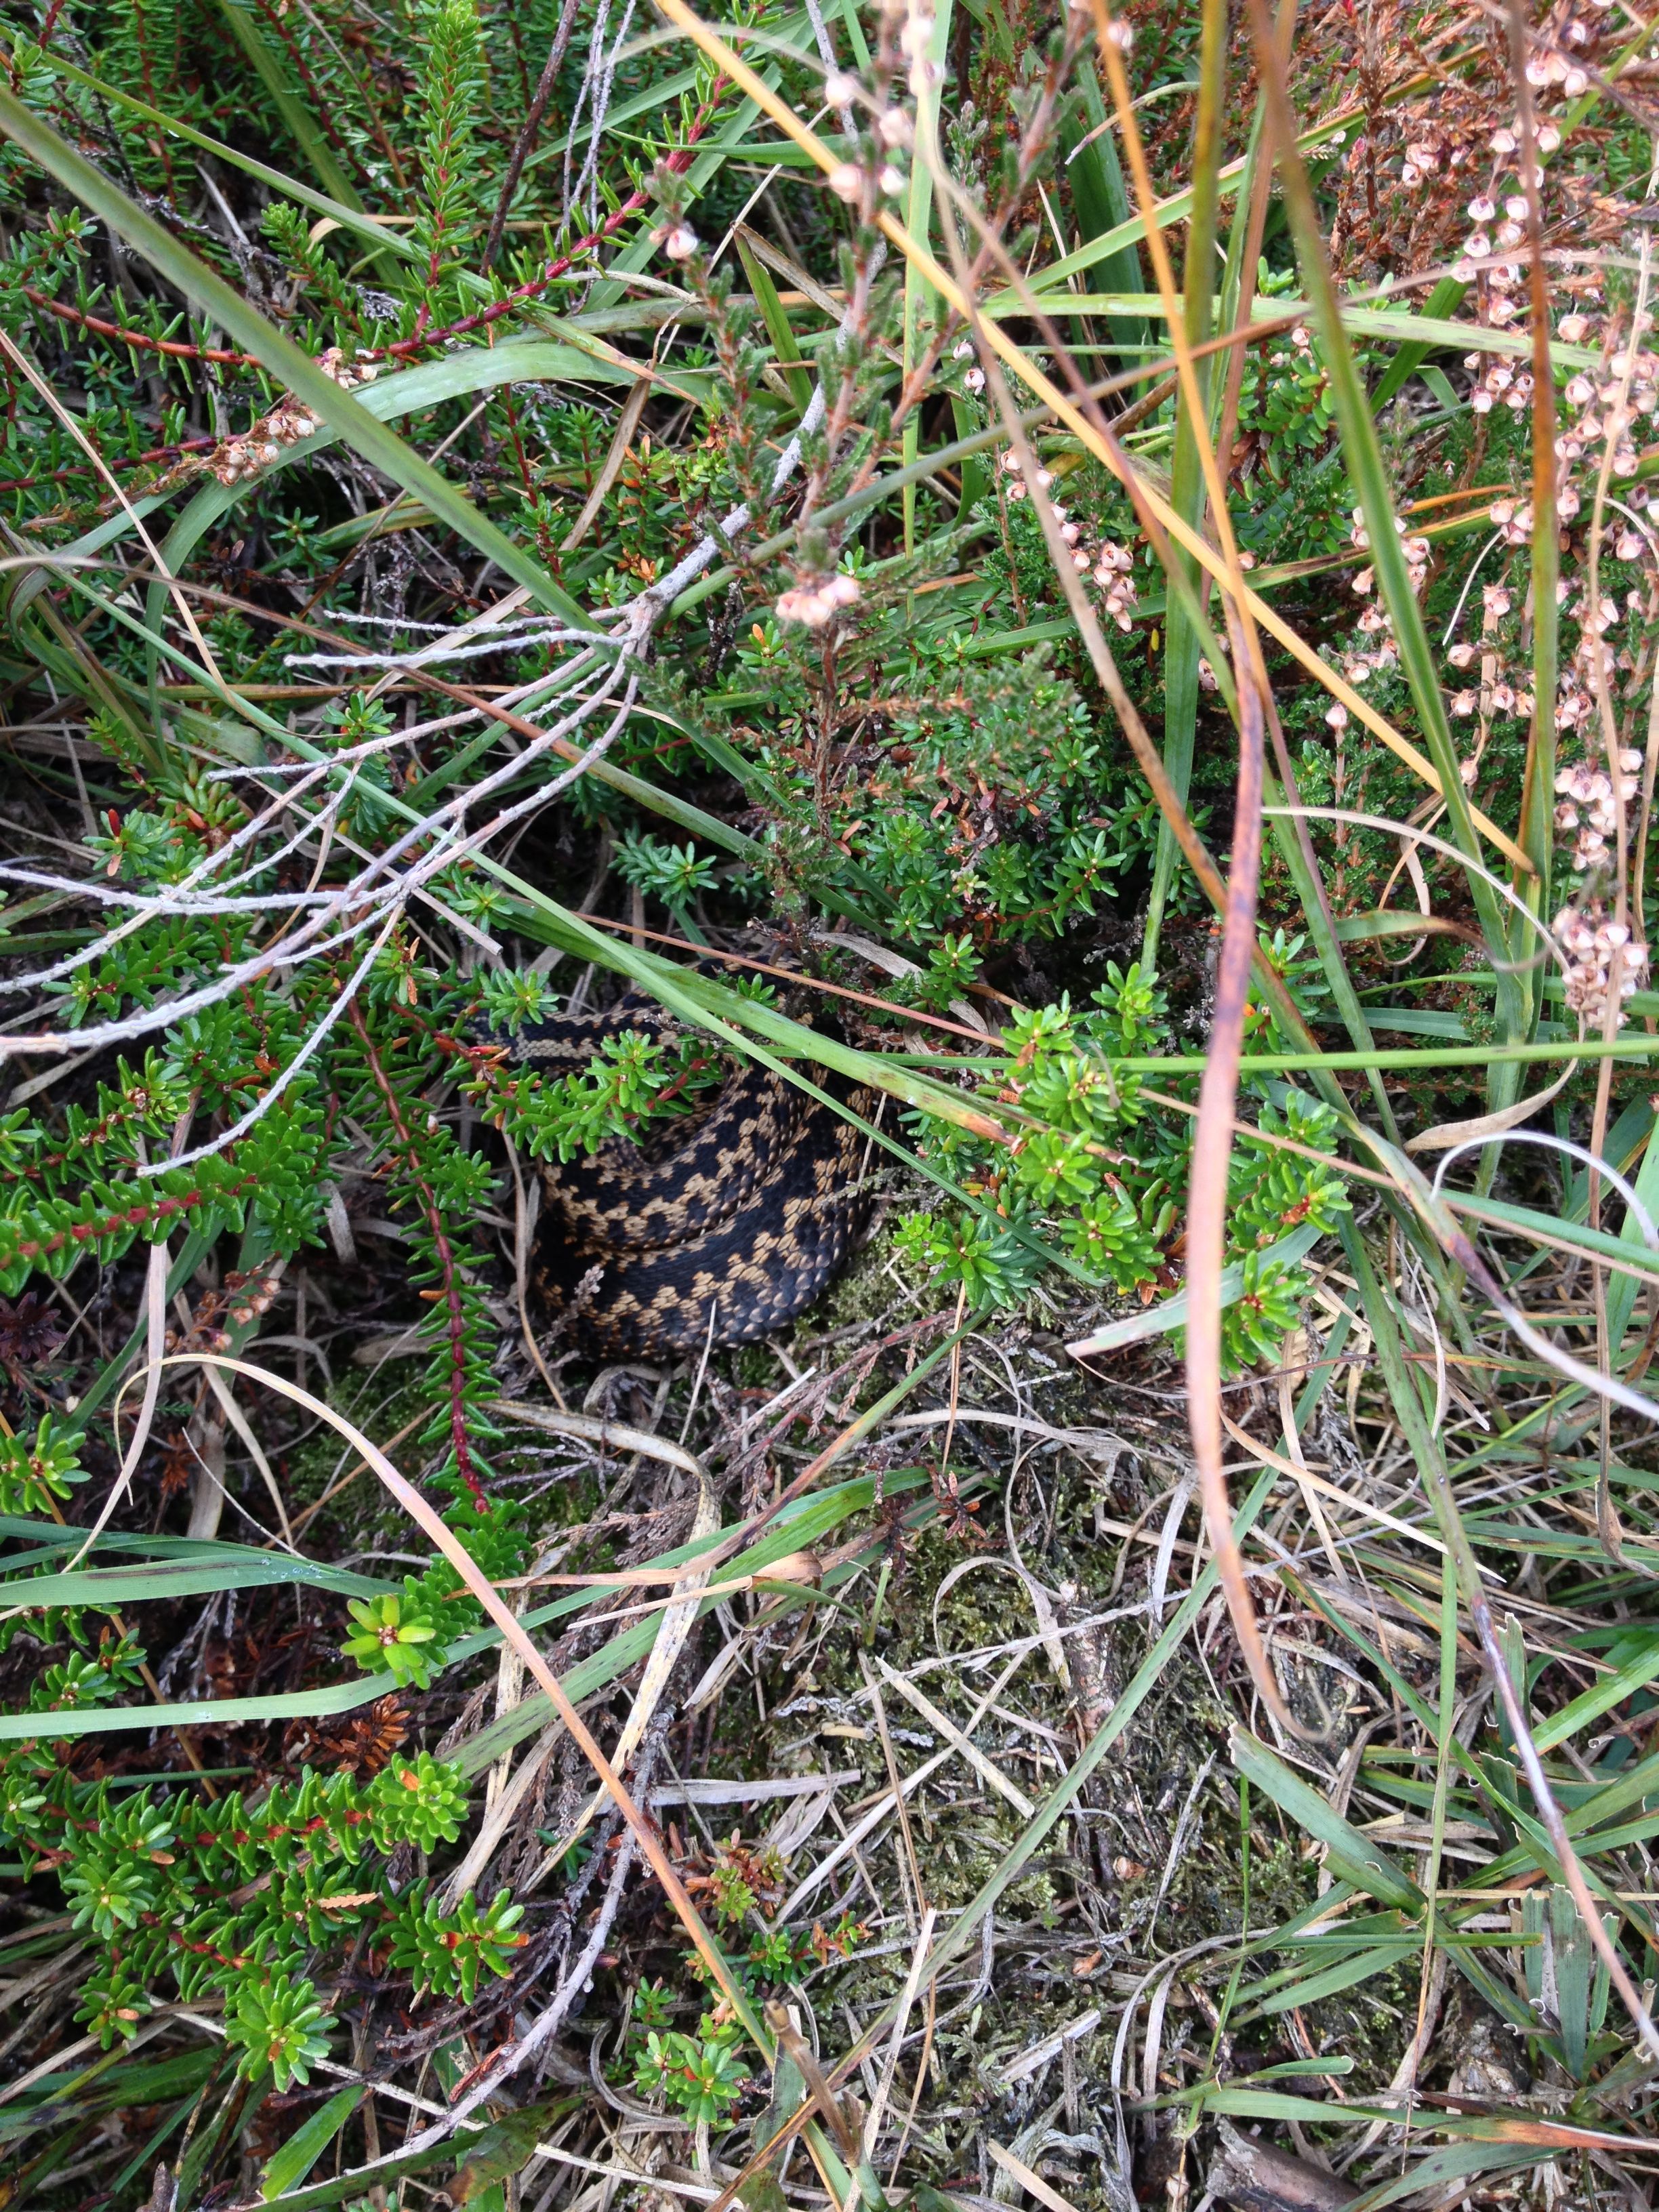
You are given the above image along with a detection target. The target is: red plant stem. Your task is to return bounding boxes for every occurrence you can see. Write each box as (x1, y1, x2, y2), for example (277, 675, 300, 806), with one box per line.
(7, 1170, 262, 1266)
(347, 1001, 487, 1511)
(22, 94, 725, 415)
(375, 189, 653, 356)
(498, 385, 536, 498)
(22, 102, 722, 408)
(0, 432, 220, 497)
(24, 286, 258, 365)
(247, 0, 367, 184)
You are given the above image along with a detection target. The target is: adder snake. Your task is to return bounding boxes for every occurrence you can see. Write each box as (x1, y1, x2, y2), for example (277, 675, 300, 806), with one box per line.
(515, 1001, 869, 1357)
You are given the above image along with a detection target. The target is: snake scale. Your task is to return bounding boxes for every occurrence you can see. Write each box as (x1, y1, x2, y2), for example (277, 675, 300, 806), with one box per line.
(514, 1000, 869, 1357)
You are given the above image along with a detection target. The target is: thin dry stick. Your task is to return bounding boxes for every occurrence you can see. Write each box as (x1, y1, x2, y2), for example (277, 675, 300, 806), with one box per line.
(883, 1977, 937, 2188)
(0, 649, 638, 1060)
(860, 1905, 937, 2157)
(482, 0, 585, 272)
(405, 1828, 640, 2148)
(936, 1279, 968, 1496)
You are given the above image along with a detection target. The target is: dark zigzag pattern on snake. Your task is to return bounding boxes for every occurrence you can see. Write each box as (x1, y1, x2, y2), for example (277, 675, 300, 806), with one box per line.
(515, 1003, 868, 1357)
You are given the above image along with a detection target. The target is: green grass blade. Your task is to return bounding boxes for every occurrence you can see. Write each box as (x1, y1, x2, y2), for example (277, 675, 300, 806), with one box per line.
(1368, 274, 1468, 414)
(1061, 61, 1149, 375)
(1258, 771, 1397, 1139)
(261, 2087, 365, 2201)
(138, 334, 632, 691)
(0, 1471, 903, 1744)
(16, 45, 419, 263)
(736, 230, 813, 414)
(1063, 1221, 1326, 1355)
(0, 1557, 387, 1607)
(1245, 38, 1525, 1061)
(1229, 1730, 1425, 1909)
(1605, 1115, 1659, 1343)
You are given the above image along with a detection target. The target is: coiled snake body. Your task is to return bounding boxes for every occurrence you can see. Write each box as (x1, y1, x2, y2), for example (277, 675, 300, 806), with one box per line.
(516, 1004, 868, 1357)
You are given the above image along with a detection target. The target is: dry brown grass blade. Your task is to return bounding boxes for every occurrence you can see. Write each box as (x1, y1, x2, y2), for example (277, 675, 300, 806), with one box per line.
(1504, 0, 1561, 897)
(1179, 674, 1305, 1740)
(562, 377, 652, 552)
(544, 1460, 720, 1867)
(986, 2140, 1086, 2212)
(72, 1240, 170, 1572)
(764, 2000, 863, 2166)
(1403, 1061, 1581, 1153)
(1222, 1404, 1347, 1584)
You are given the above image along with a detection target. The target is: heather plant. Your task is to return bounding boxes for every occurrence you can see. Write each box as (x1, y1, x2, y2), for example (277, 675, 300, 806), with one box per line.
(0, 1620, 520, 2068)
